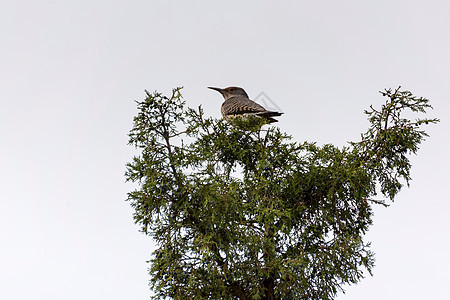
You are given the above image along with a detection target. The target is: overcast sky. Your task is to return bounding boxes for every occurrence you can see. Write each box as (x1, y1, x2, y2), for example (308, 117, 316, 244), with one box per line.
(1, 1, 449, 299)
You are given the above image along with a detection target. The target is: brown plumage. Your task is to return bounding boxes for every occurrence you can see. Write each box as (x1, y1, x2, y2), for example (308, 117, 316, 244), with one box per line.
(208, 86, 283, 123)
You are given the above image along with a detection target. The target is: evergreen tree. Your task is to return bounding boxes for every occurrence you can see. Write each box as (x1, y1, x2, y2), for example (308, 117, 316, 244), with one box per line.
(125, 87, 438, 300)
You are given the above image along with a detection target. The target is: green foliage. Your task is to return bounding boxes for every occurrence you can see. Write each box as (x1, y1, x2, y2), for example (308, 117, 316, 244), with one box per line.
(125, 86, 438, 300)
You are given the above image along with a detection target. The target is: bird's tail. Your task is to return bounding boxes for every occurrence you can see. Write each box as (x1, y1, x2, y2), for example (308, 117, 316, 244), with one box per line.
(256, 111, 283, 123)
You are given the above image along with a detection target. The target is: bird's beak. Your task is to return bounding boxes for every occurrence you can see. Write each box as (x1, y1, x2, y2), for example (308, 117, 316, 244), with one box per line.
(208, 87, 223, 93)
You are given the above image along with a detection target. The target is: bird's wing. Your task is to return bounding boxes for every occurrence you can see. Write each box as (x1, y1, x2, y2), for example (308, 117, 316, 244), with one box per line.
(255, 110, 283, 117)
(222, 96, 266, 116)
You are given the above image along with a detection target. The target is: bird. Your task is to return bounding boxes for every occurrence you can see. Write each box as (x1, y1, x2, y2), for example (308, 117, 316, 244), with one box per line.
(208, 86, 283, 123)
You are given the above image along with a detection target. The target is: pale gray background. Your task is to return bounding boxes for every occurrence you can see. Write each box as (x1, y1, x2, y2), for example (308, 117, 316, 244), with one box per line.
(1, 1, 449, 299)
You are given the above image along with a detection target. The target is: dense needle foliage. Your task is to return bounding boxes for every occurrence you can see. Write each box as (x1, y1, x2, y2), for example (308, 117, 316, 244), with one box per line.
(125, 87, 438, 300)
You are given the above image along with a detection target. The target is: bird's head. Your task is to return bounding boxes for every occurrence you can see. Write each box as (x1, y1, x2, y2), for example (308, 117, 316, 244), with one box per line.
(208, 86, 249, 100)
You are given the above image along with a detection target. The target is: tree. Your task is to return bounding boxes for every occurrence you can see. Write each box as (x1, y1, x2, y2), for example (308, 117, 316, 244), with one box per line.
(125, 87, 438, 300)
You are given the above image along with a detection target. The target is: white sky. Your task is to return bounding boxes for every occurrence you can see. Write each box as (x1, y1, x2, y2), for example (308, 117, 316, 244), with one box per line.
(1, 1, 449, 299)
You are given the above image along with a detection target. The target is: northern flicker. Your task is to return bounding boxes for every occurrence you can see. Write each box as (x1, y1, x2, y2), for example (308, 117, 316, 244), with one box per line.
(208, 86, 283, 123)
